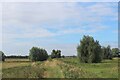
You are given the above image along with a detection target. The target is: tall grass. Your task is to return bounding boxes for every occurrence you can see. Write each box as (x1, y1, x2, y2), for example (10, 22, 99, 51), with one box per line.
(2, 62, 45, 78)
(59, 58, 118, 78)
(2, 58, 118, 78)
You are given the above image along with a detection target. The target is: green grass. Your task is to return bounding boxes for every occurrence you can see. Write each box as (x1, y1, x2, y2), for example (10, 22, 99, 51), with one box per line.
(5, 58, 29, 62)
(2, 61, 45, 78)
(2, 58, 31, 69)
(41, 59, 64, 78)
(2, 58, 119, 78)
(59, 58, 118, 78)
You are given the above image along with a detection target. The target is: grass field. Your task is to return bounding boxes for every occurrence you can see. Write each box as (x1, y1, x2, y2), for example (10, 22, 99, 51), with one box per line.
(2, 58, 119, 78)
(2, 58, 31, 69)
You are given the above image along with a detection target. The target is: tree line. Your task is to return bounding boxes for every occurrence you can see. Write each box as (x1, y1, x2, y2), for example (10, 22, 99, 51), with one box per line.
(6, 55, 28, 59)
(29, 47, 62, 61)
(0, 35, 119, 63)
(77, 35, 119, 63)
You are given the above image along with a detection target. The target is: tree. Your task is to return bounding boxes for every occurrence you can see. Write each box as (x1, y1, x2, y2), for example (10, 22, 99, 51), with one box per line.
(77, 35, 102, 63)
(0, 51, 5, 61)
(112, 48, 119, 57)
(106, 45, 112, 59)
(101, 47, 106, 59)
(61, 55, 65, 58)
(29, 47, 48, 61)
(93, 41, 103, 63)
(102, 45, 112, 59)
(51, 49, 61, 58)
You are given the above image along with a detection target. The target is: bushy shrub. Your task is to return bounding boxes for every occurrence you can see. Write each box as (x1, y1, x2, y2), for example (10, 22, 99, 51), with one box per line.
(0, 51, 5, 61)
(112, 48, 119, 57)
(77, 35, 102, 63)
(102, 45, 112, 59)
(51, 49, 61, 58)
(61, 55, 65, 58)
(29, 47, 48, 61)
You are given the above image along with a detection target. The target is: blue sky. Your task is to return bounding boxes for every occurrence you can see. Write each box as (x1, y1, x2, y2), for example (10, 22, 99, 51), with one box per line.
(1, 2, 118, 56)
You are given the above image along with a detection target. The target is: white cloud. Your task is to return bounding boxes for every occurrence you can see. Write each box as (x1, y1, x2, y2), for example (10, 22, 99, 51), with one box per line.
(101, 41, 118, 48)
(1, 0, 119, 2)
(0, 3, 2, 50)
(2, 2, 118, 55)
(3, 40, 78, 56)
(3, 2, 116, 38)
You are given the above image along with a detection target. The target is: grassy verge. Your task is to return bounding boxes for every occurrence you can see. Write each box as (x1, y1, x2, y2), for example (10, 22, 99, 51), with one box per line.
(2, 62, 45, 78)
(42, 59, 64, 78)
(59, 58, 118, 78)
(2, 58, 118, 78)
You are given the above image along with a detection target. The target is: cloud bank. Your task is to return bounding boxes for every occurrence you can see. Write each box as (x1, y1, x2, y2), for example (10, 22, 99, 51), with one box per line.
(2, 2, 118, 56)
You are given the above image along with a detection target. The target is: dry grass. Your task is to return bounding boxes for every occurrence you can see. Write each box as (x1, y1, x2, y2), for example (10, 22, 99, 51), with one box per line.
(2, 58, 119, 78)
(2, 58, 31, 69)
(5, 58, 29, 62)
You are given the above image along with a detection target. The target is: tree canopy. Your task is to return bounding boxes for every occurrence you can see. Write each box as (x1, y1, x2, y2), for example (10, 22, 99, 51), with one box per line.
(29, 47, 48, 61)
(102, 45, 112, 59)
(77, 35, 102, 63)
(112, 48, 119, 57)
(51, 49, 61, 58)
(0, 51, 5, 61)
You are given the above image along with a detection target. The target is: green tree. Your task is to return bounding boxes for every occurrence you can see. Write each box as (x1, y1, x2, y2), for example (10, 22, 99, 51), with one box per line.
(51, 49, 61, 58)
(102, 45, 112, 59)
(112, 48, 119, 57)
(61, 55, 65, 58)
(101, 47, 107, 59)
(106, 45, 112, 59)
(29, 47, 48, 61)
(77, 35, 102, 63)
(0, 51, 5, 61)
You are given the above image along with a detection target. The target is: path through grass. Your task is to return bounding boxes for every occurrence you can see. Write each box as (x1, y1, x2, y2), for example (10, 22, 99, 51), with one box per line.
(59, 58, 118, 78)
(2, 58, 118, 78)
(42, 59, 64, 78)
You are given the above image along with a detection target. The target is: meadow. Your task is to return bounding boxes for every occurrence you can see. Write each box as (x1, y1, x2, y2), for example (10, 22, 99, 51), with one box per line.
(2, 58, 119, 78)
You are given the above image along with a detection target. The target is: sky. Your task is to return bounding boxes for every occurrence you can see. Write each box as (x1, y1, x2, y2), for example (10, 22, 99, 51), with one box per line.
(1, 2, 118, 56)
(0, 0, 120, 2)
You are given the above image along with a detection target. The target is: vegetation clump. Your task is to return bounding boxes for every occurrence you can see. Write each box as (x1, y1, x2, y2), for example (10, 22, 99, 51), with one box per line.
(51, 49, 61, 59)
(112, 48, 119, 57)
(77, 35, 102, 63)
(29, 47, 48, 61)
(102, 45, 113, 59)
(0, 51, 5, 61)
